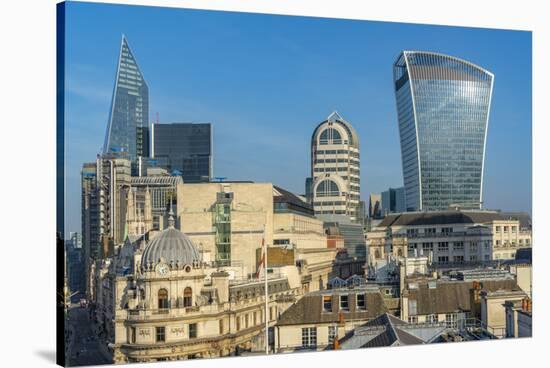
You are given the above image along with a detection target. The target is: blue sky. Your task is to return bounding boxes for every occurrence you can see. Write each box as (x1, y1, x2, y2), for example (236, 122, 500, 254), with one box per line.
(64, 2, 532, 235)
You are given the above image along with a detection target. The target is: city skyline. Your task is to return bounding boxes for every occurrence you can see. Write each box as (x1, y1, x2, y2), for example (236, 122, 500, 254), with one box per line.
(64, 2, 531, 235)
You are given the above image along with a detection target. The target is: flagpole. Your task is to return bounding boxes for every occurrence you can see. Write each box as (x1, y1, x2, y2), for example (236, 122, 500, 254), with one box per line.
(264, 224, 269, 355)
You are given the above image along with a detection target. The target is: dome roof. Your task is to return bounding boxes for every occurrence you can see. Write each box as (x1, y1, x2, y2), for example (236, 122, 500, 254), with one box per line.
(141, 226, 201, 268)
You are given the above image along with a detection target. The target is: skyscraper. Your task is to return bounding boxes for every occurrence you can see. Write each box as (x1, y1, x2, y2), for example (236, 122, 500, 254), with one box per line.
(310, 111, 361, 222)
(393, 51, 494, 211)
(151, 123, 213, 183)
(103, 35, 149, 163)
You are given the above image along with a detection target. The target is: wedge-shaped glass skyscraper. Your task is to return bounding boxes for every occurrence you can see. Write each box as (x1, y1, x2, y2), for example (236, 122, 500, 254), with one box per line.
(393, 51, 494, 211)
(103, 35, 149, 162)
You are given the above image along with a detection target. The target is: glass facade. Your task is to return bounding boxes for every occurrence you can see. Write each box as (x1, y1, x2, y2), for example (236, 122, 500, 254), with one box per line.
(393, 51, 494, 211)
(103, 35, 149, 162)
(152, 123, 212, 183)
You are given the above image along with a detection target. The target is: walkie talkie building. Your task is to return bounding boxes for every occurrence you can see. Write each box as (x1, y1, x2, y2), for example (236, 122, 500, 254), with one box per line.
(393, 51, 494, 211)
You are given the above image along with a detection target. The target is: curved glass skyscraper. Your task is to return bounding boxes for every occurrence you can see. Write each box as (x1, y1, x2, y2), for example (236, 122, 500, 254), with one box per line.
(103, 35, 149, 162)
(393, 51, 494, 211)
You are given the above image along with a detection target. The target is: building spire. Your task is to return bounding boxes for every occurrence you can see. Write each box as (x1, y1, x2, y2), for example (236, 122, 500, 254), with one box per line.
(168, 201, 175, 228)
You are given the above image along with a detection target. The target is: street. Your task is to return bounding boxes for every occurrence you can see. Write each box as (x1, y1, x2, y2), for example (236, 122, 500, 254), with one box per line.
(67, 305, 112, 366)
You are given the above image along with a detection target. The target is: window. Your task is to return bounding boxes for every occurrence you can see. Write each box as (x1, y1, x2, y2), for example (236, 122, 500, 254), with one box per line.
(512, 226, 517, 233)
(424, 228, 436, 236)
(503, 226, 509, 232)
(316, 180, 340, 197)
(189, 323, 197, 339)
(454, 255, 464, 263)
(245, 314, 249, 329)
(340, 295, 349, 311)
(254, 312, 258, 326)
(158, 289, 169, 309)
(441, 227, 453, 234)
(219, 319, 224, 334)
(328, 326, 337, 345)
(438, 242, 449, 251)
(470, 242, 478, 252)
(183, 287, 192, 307)
(129, 327, 136, 344)
(438, 256, 449, 264)
(273, 239, 290, 245)
(496, 240, 501, 246)
(301, 327, 317, 348)
(484, 255, 490, 261)
(445, 313, 457, 328)
(484, 241, 490, 250)
(236, 316, 241, 331)
(356, 294, 366, 310)
(422, 242, 433, 252)
(408, 316, 417, 324)
(470, 255, 477, 262)
(427, 314, 438, 323)
(496, 226, 501, 232)
(319, 128, 342, 145)
(156, 327, 165, 343)
(408, 299, 417, 316)
(323, 295, 332, 312)
(454, 241, 464, 251)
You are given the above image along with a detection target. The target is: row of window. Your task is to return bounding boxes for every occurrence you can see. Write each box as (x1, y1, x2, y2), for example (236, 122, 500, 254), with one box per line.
(129, 323, 198, 344)
(322, 294, 366, 312)
(407, 241, 490, 252)
(301, 326, 338, 348)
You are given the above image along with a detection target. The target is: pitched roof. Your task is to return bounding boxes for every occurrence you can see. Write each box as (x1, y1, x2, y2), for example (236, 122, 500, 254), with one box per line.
(377, 210, 505, 227)
(406, 279, 520, 315)
(340, 313, 427, 349)
(276, 289, 387, 326)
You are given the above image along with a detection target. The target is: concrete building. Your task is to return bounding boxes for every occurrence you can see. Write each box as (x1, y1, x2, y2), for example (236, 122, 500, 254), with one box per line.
(491, 213, 532, 260)
(177, 182, 339, 292)
(130, 175, 183, 230)
(366, 210, 532, 267)
(274, 286, 388, 353)
(401, 276, 520, 330)
(310, 111, 361, 222)
(480, 289, 527, 338)
(96, 154, 132, 251)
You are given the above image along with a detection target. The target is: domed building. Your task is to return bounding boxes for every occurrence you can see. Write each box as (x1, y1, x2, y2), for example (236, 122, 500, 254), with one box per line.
(94, 210, 300, 363)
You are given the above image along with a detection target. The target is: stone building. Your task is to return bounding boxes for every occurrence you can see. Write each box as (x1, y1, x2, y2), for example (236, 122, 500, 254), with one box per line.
(274, 286, 388, 353)
(177, 182, 339, 292)
(366, 210, 532, 266)
(94, 213, 302, 363)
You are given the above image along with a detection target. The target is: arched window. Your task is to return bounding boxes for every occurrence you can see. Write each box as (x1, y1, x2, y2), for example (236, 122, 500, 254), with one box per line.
(183, 287, 193, 307)
(158, 288, 169, 309)
(319, 128, 342, 145)
(316, 180, 340, 197)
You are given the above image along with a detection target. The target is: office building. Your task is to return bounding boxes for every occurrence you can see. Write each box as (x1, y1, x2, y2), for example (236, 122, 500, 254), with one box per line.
(393, 51, 494, 211)
(310, 111, 361, 222)
(151, 123, 212, 182)
(103, 35, 149, 164)
(368, 193, 382, 219)
(366, 210, 532, 266)
(381, 187, 405, 215)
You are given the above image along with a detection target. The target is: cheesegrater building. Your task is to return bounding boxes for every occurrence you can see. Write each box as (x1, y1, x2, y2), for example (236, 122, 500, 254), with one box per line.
(393, 51, 494, 212)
